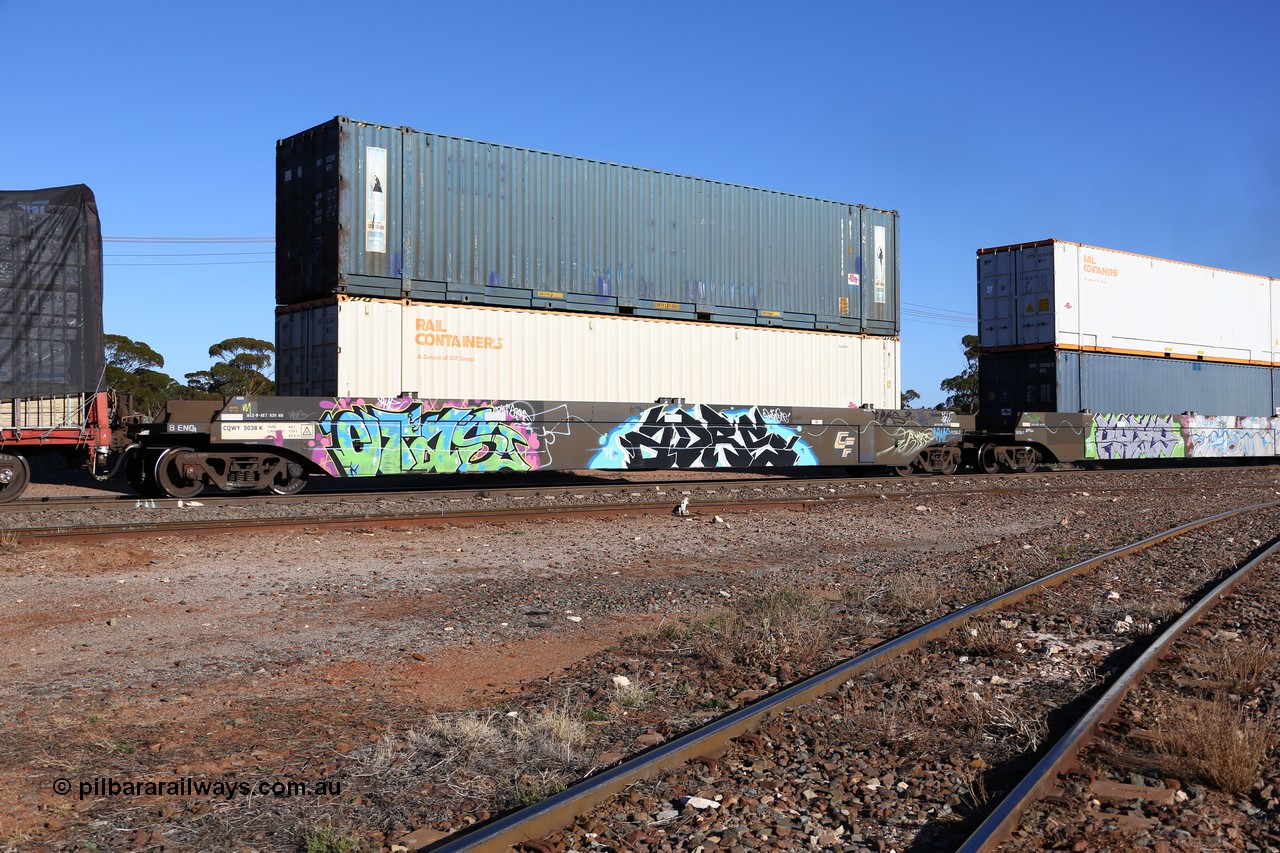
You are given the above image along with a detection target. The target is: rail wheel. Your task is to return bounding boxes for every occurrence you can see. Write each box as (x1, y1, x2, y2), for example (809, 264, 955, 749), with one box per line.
(977, 443, 1001, 475)
(154, 446, 204, 499)
(939, 451, 959, 476)
(893, 455, 920, 477)
(1022, 450, 1042, 474)
(268, 462, 308, 496)
(0, 454, 31, 504)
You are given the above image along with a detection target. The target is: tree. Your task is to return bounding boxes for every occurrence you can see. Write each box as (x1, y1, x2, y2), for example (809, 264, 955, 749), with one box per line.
(900, 389, 920, 408)
(938, 334, 980, 414)
(186, 337, 275, 397)
(104, 334, 184, 419)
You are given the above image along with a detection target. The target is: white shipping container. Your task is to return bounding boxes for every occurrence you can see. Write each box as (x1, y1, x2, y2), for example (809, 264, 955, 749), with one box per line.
(277, 298, 899, 409)
(978, 240, 1277, 364)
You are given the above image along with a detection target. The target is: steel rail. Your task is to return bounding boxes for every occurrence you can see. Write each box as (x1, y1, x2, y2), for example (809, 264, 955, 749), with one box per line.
(956, 515, 1280, 852)
(404, 500, 1280, 852)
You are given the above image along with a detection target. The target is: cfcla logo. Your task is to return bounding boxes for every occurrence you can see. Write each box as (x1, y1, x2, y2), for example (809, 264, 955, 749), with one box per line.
(834, 431, 858, 458)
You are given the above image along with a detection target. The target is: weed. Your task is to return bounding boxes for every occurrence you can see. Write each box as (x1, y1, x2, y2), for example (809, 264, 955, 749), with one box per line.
(582, 709, 608, 722)
(703, 696, 729, 710)
(691, 587, 834, 672)
(613, 681, 655, 710)
(1155, 694, 1276, 793)
(300, 827, 358, 853)
(0, 531, 19, 551)
(955, 762, 990, 809)
(957, 619, 1021, 659)
(1212, 642, 1279, 696)
(510, 770, 565, 806)
(526, 705, 588, 762)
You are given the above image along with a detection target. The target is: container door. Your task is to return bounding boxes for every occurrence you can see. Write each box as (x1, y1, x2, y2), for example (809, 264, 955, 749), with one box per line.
(1015, 245, 1055, 346)
(977, 250, 1017, 347)
(861, 210, 899, 336)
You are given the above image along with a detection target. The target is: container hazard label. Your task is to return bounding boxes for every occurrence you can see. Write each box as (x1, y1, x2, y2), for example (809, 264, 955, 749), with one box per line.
(848, 273, 860, 286)
(366, 146, 387, 253)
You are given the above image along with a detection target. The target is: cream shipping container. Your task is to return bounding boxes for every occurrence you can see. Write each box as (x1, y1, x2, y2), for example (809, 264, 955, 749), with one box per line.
(977, 239, 1278, 364)
(276, 297, 900, 409)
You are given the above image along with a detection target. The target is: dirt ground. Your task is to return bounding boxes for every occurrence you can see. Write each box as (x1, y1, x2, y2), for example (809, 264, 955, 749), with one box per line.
(3, 465, 1279, 851)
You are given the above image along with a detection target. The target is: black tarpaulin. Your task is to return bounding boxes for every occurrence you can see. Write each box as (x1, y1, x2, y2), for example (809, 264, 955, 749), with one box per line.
(0, 185, 105, 398)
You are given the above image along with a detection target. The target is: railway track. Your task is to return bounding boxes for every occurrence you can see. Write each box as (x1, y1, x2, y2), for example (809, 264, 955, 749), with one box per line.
(0, 461, 1227, 515)
(4, 466, 1262, 546)
(401, 502, 1280, 852)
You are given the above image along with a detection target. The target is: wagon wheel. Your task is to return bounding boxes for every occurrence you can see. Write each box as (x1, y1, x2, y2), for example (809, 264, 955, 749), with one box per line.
(0, 454, 31, 504)
(893, 454, 920, 477)
(154, 446, 204, 499)
(1022, 450, 1042, 474)
(977, 443, 1001, 475)
(267, 462, 308, 496)
(939, 450, 959, 476)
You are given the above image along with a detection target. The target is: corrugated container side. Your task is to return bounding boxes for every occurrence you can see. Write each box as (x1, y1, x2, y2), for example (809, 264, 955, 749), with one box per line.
(277, 117, 897, 335)
(979, 349, 1274, 432)
(275, 298, 898, 408)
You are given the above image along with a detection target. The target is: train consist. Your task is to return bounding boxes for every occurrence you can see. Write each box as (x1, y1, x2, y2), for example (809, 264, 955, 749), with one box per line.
(2, 117, 1277, 502)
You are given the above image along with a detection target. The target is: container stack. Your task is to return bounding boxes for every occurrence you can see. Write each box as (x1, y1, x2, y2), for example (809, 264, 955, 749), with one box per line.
(976, 239, 1279, 431)
(274, 116, 901, 408)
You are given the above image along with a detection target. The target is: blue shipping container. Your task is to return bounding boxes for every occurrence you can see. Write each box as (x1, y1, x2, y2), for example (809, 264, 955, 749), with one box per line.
(276, 117, 899, 335)
(979, 349, 1275, 432)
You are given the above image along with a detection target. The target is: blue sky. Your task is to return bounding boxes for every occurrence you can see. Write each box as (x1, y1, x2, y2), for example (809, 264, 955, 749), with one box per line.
(3, 1, 1276, 405)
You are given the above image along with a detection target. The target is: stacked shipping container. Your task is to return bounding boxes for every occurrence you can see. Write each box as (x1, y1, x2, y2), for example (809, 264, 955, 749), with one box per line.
(275, 117, 901, 408)
(976, 239, 1280, 431)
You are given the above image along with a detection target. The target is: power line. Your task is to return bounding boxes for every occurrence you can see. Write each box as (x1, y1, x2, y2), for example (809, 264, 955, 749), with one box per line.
(105, 260, 274, 267)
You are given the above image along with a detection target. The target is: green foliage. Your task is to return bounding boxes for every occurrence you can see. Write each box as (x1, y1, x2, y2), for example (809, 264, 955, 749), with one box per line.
(300, 828, 358, 853)
(186, 337, 275, 397)
(104, 334, 185, 419)
(939, 334, 980, 414)
(900, 389, 920, 408)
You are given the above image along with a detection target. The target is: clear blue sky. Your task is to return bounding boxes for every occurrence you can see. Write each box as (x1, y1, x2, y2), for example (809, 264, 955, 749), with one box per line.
(3, 1, 1276, 406)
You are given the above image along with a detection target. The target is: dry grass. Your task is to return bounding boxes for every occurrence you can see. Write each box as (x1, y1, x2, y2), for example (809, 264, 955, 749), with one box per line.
(882, 573, 951, 616)
(612, 680, 655, 710)
(956, 619, 1022, 659)
(1211, 643, 1279, 696)
(0, 530, 19, 551)
(1155, 694, 1276, 793)
(690, 587, 834, 672)
(353, 703, 590, 802)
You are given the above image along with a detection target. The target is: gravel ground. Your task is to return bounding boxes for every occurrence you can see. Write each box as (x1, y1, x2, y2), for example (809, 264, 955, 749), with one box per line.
(1, 465, 1278, 851)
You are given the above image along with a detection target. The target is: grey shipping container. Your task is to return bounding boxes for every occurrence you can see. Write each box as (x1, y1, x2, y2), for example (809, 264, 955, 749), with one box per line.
(978, 349, 1276, 432)
(277, 117, 899, 336)
(0, 185, 105, 398)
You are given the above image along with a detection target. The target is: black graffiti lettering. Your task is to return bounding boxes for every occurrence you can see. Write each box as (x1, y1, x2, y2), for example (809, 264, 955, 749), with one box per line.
(615, 406, 802, 469)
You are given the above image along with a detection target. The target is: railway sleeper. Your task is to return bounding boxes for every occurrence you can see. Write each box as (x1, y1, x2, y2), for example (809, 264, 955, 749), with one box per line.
(152, 448, 306, 498)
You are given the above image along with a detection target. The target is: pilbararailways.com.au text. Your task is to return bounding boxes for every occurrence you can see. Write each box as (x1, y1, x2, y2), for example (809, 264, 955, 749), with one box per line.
(55, 776, 343, 800)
